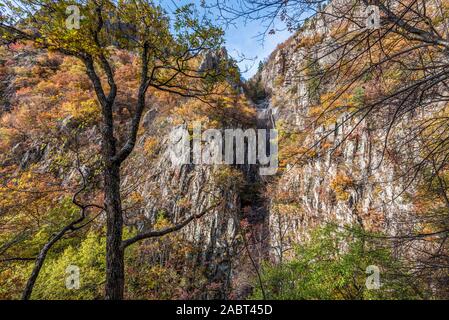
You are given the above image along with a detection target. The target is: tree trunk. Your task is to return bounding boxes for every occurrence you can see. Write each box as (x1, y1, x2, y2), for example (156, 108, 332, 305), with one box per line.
(104, 162, 124, 300)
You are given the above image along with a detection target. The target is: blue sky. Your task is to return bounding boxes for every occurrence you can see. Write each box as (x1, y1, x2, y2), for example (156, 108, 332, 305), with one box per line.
(223, 19, 291, 78)
(160, 0, 292, 78)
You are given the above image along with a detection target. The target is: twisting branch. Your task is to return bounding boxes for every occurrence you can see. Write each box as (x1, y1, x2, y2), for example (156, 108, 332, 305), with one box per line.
(21, 151, 102, 300)
(112, 41, 150, 164)
(121, 200, 223, 249)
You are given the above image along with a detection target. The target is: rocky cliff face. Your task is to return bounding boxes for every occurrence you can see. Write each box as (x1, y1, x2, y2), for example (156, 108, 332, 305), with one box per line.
(252, 18, 422, 263)
(0, 45, 260, 298)
(122, 127, 243, 298)
(1, 13, 445, 297)
(0, 38, 415, 295)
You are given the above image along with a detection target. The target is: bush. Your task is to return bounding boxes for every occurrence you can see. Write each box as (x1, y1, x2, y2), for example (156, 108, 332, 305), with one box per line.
(250, 225, 424, 300)
(32, 231, 106, 300)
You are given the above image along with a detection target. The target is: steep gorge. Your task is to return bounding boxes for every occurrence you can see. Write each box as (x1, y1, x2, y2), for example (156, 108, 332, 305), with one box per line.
(0, 4, 448, 298)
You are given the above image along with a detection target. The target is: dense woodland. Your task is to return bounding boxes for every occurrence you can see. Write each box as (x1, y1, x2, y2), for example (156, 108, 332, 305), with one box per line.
(0, 0, 448, 300)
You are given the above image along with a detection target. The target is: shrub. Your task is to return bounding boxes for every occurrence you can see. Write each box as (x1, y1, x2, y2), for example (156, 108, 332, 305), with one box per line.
(250, 225, 423, 300)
